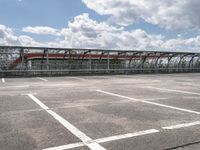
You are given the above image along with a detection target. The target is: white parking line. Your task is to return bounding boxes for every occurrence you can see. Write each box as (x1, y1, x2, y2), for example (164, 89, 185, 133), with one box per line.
(34, 83, 77, 87)
(141, 100, 200, 115)
(2, 78, 5, 83)
(162, 121, 200, 130)
(94, 129, 159, 143)
(28, 94, 49, 110)
(69, 77, 87, 81)
(43, 120, 200, 150)
(0, 85, 30, 89)
(96, 90, 200, 115)
(27, 94, 106, 150)
(43, 142, 84, 150)
(43, 129, 159, 150)
(37, 77, 48, 82)
(146, 86, 200, 96)
(96, 90, 138, 102)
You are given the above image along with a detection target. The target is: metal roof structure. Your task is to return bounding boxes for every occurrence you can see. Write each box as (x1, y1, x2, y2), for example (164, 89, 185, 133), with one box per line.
(0, 46, 200, 77)
(0, 45, 199, 54)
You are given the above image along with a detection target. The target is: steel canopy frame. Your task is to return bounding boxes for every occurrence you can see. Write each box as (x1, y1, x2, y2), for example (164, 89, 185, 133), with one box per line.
(0, 46, 200, 77)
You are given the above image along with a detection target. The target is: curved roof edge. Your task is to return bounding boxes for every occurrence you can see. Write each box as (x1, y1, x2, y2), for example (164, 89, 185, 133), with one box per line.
(0, 45, 199, 54)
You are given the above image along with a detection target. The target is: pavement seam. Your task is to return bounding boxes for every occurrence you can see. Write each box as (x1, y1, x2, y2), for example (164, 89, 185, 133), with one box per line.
(164, 140, 200, 150)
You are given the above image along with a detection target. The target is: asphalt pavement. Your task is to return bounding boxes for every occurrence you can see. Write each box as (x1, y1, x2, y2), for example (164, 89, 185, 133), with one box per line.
(0, 73, 200, 150)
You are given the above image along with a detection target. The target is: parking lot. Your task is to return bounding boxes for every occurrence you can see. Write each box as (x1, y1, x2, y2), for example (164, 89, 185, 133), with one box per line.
(0, 73, 200, 150)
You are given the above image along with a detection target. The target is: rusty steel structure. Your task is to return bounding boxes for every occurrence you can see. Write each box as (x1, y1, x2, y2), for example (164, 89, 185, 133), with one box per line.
(0, 46, 200, 77)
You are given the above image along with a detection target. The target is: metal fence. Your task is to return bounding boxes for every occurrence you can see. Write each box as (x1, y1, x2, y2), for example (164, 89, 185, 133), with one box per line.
(0, 46, 200, 77)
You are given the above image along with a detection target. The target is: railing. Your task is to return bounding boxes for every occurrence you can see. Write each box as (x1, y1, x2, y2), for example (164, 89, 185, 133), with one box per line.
(0, 46, 200, 77)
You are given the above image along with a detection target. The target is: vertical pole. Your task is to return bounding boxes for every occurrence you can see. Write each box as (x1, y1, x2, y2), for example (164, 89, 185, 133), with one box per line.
(46, 49, 49, 70)
(68, 50, 71, 70)
(188, 55, 195, 72)
(178, 54, 188, 73)
(198, 55, 200, 72)
(107, 52, 110, 71)
(167, 54, 177, 73)
(20, 48, 24, 70)
(141, 53, 150, 73)
(139, 53, 143, 73)
(41, 49, 45, 70)
(89, 51, 92, 71)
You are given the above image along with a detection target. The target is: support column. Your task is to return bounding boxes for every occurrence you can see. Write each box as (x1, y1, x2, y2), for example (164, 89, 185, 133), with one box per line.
(20, 48, 24, 70)
(107, 52, 110, 72)
(141, 52, 151, 72)
(89, 50, 92, 71)
(154, 53, 168, 72)
(46, 49, 49, 70)
(63, 50, 68, 69)
(68, 50, 71, 70)
(178, 54, 189, 72)
(195, 55, 200, 72)
(167, 54, 178, 72)
(188, 54, 197, 72)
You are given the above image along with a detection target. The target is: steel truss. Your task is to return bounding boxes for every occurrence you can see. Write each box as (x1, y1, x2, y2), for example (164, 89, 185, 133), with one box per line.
(0, 46, 200, 77)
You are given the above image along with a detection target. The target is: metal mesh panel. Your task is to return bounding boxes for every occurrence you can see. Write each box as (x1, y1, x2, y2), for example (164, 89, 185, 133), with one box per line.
(0, 46, 200, 77)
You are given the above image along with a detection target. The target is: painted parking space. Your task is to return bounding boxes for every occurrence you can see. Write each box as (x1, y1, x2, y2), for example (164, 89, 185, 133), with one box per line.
(1, 73, 200, 150)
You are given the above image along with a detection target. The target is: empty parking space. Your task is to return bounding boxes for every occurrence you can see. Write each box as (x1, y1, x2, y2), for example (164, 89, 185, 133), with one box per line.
(101, 126, 200, 150)
(0, 109, 81, 150)
(0, 95, 39, 113)
(153, 97, 200, 112)
(0, 95, 83, 150)
(52, 101, 200, 139)
(0, 73, 200, 150)
(3, 78, 39, 84)
(34, 89, 126, 109)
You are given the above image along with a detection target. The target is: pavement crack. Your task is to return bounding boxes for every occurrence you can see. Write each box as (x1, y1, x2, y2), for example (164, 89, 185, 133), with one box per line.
(165, 140, 200, 150)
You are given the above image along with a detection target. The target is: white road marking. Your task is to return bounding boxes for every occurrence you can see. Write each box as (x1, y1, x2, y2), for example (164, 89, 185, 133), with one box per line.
(162, 121, 200, 130)
(140, 100, 200, 115)
(94, 129, 159, 143)
(37, 77, 48, 82)
(28, 94, 49, 110)
(146, 86, 200, 96)
(43, 142, 84, 150)
(96, 90, 138, 102)
(43, 129, 159, 150)
(68, 77, 87, 81)
(96, 90, 200, 115)
(27, 94, 106, 150)
(0, 85, 30, 89)
(32, 83, 77, 87)
(142, 97, 168, 101)
(2, 78, 5, 83)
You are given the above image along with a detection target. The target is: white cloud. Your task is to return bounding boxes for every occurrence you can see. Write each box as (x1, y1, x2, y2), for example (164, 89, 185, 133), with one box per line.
(83, 0, 200, 30)
(0, 24, 20, 45)
(0, 24, 45, 47)
(162, 36, 200, 50)
(22, 26, 60, 36)
(0, 14, 200, 52)
(18, 35, 45, 47)
(60, 13, 124, 49)
(56, 13, 199, 51)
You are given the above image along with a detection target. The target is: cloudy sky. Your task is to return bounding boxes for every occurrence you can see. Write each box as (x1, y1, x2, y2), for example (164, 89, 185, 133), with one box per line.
(0, 0, 200, 51)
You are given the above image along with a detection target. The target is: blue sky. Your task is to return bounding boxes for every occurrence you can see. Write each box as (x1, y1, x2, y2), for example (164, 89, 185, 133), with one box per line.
(0, 0, 199, 51)
(0, 0, 89, 28)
